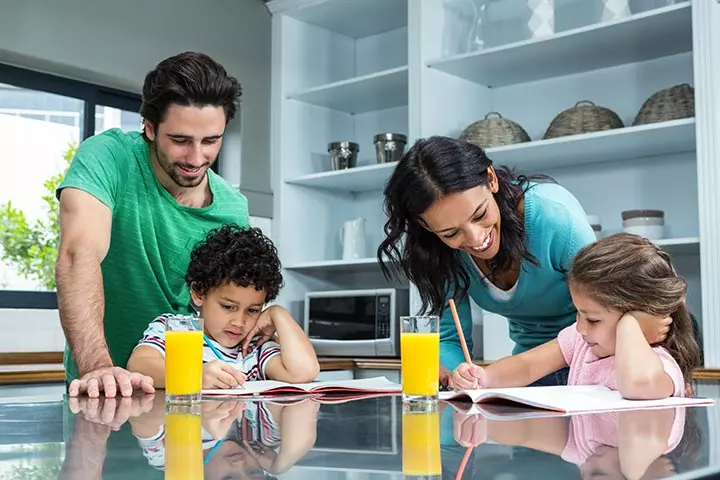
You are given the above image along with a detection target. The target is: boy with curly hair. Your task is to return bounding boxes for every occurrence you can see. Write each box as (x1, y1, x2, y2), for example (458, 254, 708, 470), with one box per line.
(127, 224, 319, 389)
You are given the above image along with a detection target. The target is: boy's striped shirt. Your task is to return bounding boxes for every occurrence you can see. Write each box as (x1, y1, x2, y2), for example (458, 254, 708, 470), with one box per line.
(135, 313, 281, 380)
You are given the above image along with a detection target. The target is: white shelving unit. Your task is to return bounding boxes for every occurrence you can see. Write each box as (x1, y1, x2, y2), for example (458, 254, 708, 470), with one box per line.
(269, 0, 720, 368)
(287, 66, 409, 114)
(488, 118, 696, 170)
(284, 257, 381, 274)
(426, 2, 692, 87)
(656, 237, 700, 257)
(286, 162, 396, 193)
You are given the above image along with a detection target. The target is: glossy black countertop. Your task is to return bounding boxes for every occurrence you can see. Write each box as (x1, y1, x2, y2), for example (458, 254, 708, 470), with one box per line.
(0, 391, 719, 479)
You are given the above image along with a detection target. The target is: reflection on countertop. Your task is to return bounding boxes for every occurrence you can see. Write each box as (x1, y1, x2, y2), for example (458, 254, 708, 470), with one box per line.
(0, 391, 719, 479)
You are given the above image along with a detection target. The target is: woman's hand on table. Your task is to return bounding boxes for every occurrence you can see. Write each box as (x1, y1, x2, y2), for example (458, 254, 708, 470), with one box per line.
(452, 363, 487, 390)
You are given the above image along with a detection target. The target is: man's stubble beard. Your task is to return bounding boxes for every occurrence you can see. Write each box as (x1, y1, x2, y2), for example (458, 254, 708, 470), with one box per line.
(151, 141, 207, 188)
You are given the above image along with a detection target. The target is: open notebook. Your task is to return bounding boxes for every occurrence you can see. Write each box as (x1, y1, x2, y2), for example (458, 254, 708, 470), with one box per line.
(440, 385, 715, 414)
(202, 376, 402, 398)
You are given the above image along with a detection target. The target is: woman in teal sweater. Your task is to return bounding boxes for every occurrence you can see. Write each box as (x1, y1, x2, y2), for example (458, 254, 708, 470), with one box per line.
(377, 136, 597, 386)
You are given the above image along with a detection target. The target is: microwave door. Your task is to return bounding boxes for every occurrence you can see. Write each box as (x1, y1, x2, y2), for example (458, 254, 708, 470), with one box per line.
(306, 293, 381, 357)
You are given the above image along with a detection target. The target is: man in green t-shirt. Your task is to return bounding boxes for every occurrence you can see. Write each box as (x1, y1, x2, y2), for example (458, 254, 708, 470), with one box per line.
(56, 52, 250, 398)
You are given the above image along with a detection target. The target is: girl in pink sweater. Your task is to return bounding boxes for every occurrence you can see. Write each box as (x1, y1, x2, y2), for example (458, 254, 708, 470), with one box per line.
(453, 233, 702, 400)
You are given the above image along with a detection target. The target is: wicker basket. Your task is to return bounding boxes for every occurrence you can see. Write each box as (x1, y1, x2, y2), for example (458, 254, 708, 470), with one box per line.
(633, 83, 695, 126)
(459, 112, 531, 149)
(543, 101, 624, 139)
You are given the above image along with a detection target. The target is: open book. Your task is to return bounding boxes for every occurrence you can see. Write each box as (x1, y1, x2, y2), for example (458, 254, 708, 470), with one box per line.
(202, 376, 401, 398)
(446, 401, 570, 421)
(440, 385, 715, 415)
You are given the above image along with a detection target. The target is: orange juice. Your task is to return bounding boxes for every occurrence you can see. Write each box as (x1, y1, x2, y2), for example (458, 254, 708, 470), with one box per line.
(166, 330, 203, 396)
(401, 332, 439, 396)
(165, 411, 203, 479)
(402, 411, 441, 475)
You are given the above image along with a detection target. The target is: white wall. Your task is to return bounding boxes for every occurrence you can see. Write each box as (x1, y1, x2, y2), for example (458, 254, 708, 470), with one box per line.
(0, 0, 273, 217)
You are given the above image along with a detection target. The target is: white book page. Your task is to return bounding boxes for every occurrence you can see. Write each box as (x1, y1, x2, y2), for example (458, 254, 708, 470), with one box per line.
(293, 376, 402, 392)
(204, 380, 301, 396)
(203, 376, 402, 396)
(440, 385, 715, 413)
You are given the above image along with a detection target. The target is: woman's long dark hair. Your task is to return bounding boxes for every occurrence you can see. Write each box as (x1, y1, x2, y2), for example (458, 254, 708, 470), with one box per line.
(377, 136, 552, 315)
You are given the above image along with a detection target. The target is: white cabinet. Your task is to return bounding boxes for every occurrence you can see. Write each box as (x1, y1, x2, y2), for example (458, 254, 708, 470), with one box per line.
(268, 0, 720, 368)
(269, 0, 410, 324)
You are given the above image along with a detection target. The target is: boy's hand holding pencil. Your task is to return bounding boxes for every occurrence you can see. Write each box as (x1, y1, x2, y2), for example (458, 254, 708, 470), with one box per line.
(448, 299, 486, 391)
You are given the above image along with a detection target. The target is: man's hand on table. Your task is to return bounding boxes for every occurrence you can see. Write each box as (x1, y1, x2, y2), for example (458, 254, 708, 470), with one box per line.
(69, 366, 155, 398)
(68, 393, 156, 432)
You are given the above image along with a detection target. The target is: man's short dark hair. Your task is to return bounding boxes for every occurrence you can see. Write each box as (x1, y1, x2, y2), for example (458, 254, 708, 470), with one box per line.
(140, 51, 242, 133)
(185, 224, 283, 303)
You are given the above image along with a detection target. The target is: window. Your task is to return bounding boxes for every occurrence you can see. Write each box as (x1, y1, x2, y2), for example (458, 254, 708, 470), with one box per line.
(94, 105, 142, 135)
(0, 64, 141, 309)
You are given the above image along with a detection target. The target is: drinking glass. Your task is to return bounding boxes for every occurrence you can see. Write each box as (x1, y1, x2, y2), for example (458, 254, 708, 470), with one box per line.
(400, 315, 440, 411)
(165, 314, 204, 404)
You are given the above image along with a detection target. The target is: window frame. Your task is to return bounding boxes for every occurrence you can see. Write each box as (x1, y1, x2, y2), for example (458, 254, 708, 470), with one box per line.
(0, 65, 141, 309)
(0, 64, 226, 309)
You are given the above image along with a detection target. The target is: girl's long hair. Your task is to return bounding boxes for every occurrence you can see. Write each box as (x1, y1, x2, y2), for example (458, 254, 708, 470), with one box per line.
(377, 136, 552, 315)
(569, 233, 702, 386)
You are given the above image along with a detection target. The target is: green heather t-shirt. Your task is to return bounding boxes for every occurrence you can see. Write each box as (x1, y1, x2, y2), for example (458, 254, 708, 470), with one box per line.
(57, 128, 249, 382)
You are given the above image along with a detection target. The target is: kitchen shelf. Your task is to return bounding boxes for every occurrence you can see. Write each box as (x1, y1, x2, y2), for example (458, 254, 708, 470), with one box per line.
(284, 257, 382, 274)
(488, 118, 696, 171)
(287, 66, 408, 114)
(286, 119, 694, 193)
(427, 2, 691, 87)
(269, 0, 408, 39)
(655, 237, 700, 256)
(286, 162, 397, 193)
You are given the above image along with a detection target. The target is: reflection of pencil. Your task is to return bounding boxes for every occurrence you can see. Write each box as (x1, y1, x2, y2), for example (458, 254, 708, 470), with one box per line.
(449, 299, 473, 365)
(455, 446, 473, 480)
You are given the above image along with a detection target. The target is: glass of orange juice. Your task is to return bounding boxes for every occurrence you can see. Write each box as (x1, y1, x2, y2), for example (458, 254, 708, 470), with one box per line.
(400, 315, 439, 411)
(402, 410, 441, 479)
(165, 403, 204, 479)
(166, 314, 204, 404)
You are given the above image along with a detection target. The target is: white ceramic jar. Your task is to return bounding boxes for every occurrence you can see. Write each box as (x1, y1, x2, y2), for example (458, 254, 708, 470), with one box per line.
(621, 210, 665, 240)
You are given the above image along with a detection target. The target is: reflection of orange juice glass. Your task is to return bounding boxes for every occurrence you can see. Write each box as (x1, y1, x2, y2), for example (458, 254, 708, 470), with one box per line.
(165, 404, 204, 480)
(400, 316, 439, 407)
(402, 411, 441, 476)
(165, 315, 204, 403)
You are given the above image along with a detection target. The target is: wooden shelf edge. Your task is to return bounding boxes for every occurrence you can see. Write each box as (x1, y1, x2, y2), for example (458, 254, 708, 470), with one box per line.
(0, 370, 65, 385)
(693, 368, 720, 381)
(0, 352, 64, 365)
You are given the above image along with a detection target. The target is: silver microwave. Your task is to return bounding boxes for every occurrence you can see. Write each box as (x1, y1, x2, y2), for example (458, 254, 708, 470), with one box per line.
(303, 288, 409, 357)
